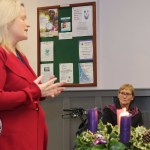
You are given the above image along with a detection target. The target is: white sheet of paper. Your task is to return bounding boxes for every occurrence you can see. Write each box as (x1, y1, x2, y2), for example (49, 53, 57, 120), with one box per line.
(79, 62, 93, 84)
(59, 63, 73, 83)
(72, 6, 93, 37)
(40, 41, 54, 62)
(59, 32, 73, 40)
(79, 40, 93, 60)
(40, 63, 54, 83)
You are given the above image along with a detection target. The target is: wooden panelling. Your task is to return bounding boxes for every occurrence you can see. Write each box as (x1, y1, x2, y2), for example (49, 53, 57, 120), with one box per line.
(41, 89, 150, 150)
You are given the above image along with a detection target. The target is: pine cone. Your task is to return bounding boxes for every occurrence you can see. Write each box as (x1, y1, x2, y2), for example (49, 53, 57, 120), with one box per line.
(143, 129, 150, 143)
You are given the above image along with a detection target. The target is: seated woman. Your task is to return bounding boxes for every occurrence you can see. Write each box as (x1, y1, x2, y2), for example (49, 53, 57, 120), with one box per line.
(102, 84, 143, 127)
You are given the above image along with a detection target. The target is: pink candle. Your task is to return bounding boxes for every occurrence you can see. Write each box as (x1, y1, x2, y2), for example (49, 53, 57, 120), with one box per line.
(117, 109, 124, 126)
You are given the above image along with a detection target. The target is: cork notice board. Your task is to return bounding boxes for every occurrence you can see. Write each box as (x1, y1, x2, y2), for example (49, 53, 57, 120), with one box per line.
(37, 2, 97, 87)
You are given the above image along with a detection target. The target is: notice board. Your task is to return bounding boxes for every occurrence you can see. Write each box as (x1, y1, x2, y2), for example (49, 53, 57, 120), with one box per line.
(37, 2, 97, 87)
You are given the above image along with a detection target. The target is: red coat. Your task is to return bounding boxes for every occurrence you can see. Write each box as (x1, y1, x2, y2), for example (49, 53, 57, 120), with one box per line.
(0, 47, 48, 150)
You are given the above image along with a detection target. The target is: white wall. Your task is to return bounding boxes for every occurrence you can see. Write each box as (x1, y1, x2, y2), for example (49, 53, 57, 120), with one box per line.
(100, 0, 150, 89)
(21, 0, 150, 90)
(21, 0, 37, 73)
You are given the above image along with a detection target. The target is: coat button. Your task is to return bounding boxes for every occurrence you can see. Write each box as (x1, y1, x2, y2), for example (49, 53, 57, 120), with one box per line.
(35, 107, 39, 111)
(0, 119, 2, 134)
(34, 101, 39, 111)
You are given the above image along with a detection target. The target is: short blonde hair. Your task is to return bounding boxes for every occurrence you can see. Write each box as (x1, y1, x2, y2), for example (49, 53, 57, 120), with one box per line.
(118, 84, 135, 97)
(0, 0, 24, 51)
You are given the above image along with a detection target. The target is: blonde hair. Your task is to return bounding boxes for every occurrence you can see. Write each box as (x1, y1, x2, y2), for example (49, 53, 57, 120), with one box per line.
(0, 0, 24, 52)
(118, 83, 135, 97)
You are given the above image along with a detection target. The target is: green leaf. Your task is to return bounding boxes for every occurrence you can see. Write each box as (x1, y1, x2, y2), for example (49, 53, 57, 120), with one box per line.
(109, 139, 125, 150)
(75, 120, 150, 150)
(91, 145, 107, 150)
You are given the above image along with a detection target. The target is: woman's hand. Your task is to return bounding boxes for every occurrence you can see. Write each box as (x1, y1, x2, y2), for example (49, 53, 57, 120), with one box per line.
(34, 75, 65, 98)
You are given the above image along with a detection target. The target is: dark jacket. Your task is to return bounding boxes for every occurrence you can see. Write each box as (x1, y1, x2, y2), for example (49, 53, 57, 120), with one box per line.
(102, 99, 143, 127)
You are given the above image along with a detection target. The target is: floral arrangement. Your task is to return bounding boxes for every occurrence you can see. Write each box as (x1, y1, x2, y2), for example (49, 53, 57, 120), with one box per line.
(75, 120, 150, 150)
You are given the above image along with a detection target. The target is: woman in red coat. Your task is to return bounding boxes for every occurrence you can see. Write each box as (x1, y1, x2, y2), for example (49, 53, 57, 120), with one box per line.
(0, 0, 65, 149)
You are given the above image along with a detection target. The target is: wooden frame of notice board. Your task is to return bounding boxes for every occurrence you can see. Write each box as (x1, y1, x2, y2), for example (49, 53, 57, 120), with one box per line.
(37, 2, 97, 87)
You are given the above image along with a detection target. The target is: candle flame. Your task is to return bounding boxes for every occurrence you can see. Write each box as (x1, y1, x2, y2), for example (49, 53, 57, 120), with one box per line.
(117, 108, 130, 126)
(120, 108, 129, 117)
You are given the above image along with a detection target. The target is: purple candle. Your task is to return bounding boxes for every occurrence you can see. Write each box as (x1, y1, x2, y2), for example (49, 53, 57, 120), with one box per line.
(87, 108, 98, 133)
(120, 115, 131, 143)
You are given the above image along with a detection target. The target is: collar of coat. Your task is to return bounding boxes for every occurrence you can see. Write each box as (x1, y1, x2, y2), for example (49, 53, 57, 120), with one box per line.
(0, 47, 37, 84)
